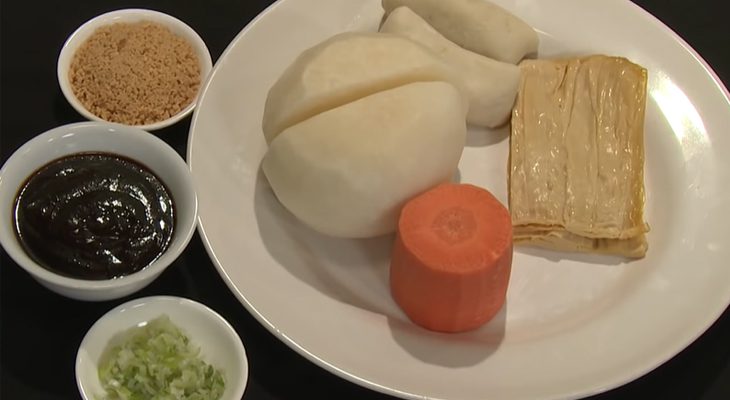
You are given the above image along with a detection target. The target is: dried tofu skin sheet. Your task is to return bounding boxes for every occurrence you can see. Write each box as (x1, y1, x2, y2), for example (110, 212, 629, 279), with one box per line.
(515, 227, 648, 258)
(510, 55, 649, 258)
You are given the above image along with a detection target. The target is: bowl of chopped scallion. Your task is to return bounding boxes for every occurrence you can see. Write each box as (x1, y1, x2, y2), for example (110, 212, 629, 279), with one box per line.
(76, 296, 247, 400)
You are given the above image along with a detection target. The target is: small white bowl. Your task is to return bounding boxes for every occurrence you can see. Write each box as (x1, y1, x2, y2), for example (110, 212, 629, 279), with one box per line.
(57, 9, 213, 131)
(76, 296, 248, 400)
(0, 122, 197, 301)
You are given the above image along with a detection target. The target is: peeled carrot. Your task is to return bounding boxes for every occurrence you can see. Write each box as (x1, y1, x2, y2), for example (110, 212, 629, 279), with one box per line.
(390, 183, 513, 333)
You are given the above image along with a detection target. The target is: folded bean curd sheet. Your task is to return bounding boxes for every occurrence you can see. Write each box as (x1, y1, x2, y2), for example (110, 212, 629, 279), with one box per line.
(509, 55, 649, 258)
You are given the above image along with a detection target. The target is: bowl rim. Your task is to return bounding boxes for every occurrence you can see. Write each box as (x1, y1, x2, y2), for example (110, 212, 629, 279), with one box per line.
(0, 121, 198, 290)
(76, 295, 248, 400)
(57, 8, 213, 131)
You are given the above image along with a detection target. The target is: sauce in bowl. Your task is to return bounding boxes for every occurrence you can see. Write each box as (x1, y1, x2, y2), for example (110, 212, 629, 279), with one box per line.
(13, 152, 174, 280)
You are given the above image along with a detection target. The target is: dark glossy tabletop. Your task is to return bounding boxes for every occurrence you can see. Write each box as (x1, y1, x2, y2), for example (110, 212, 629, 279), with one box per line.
(2, 1, 729, 399)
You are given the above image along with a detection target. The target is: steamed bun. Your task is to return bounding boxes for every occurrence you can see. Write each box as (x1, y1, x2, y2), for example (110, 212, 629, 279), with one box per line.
(262, 81, 466, 238)
(380, 7, 520, 128)
(382, 0, 538, 64)
(262, 32, 462, 144)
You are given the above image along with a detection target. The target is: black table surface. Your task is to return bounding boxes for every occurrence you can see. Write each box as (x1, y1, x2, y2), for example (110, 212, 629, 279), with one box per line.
(2, 1, 729, 399)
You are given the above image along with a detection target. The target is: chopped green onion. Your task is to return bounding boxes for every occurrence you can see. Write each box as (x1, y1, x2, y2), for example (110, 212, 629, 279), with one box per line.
(98, 315, 225, 400)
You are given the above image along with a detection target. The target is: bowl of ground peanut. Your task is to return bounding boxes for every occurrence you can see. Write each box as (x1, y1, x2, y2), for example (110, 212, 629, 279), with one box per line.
(57, 9, 213, 131)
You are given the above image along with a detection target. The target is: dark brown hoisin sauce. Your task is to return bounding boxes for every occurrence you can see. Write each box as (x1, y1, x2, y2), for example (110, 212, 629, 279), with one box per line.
(13, 152, 174, 280)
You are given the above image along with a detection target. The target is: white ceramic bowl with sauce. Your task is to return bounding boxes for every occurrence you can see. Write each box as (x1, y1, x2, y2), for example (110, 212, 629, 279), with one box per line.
(57, 8, 213, 131)
(0, 122, 197, 301)
(76, 296, 248, 400)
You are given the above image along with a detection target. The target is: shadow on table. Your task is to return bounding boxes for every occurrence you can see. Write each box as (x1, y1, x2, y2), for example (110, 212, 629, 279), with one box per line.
(0, 253, 112, 399)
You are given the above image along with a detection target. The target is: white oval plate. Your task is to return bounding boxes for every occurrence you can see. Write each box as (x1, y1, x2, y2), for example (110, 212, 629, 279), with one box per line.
(187, 1, 730, 399)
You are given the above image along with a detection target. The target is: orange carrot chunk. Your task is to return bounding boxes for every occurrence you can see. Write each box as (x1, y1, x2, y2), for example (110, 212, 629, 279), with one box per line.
(390, 183, 513, 333)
